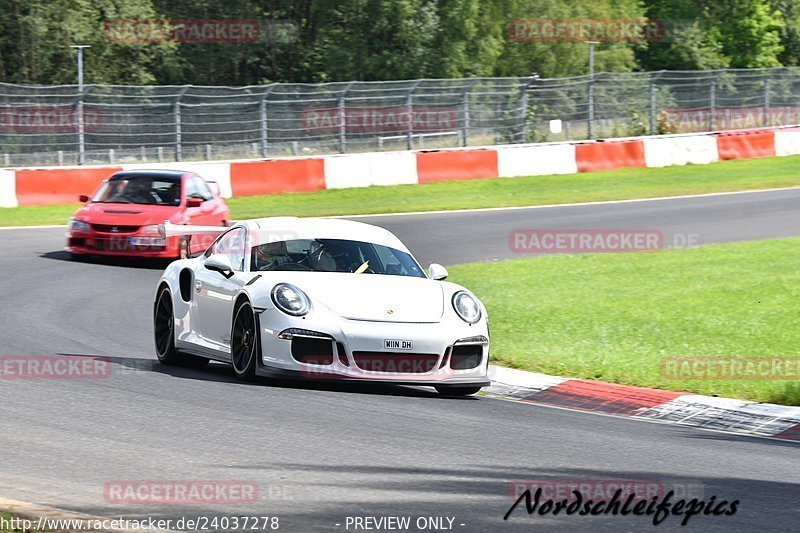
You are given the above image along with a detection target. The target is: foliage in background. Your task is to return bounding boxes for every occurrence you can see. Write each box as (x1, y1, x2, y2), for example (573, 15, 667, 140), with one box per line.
(638, 0, 786, 70)
(0, 0, 799, 85)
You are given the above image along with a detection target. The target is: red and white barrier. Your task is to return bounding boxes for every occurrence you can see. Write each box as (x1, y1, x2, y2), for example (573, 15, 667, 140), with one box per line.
(497, 143, 577, 177)
(643, 135, 718, 167)
(774, 128, 800, 156)
(2, 126, 798, 207)
(324, 151, 418, 189)
(0, 169, 17, 208)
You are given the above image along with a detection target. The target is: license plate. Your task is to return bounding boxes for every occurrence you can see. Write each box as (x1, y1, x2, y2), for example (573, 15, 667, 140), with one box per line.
(384, 339, 413, 350)
(130, 237, 166, 247)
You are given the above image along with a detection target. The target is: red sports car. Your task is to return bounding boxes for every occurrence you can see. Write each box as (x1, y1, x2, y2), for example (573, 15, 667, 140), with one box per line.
(66, 170, 230, 259)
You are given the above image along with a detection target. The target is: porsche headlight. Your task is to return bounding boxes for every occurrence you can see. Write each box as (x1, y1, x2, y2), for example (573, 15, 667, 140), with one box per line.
(271, 283, 311, 316)
(452, 291, 481, 324)
(68, 218, 90, 232)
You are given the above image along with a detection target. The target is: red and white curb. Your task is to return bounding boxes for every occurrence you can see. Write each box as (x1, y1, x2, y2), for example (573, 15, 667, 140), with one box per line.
(483, 366, 800, 442)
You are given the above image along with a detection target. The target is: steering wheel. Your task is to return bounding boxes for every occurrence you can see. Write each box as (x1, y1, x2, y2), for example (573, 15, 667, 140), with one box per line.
(271, 263, 312, 271)
(109, 194, 134, 203)
(259, 261, 312, 272)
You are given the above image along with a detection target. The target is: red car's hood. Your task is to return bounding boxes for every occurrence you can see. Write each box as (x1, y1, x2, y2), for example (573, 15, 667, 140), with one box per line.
(73, 202, 181, 226)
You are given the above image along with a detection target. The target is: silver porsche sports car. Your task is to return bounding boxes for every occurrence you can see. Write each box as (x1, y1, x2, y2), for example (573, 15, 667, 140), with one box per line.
(153, 217, 490, 396)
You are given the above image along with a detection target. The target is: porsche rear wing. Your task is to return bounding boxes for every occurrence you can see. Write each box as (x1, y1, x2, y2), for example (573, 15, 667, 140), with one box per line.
(157, 221, 228, 239)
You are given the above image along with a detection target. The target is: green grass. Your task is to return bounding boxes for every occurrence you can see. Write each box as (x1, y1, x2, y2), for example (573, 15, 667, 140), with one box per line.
(3, 154, 800, 226)
(448, 238, 800, 405)
(0, 513, 26, 533)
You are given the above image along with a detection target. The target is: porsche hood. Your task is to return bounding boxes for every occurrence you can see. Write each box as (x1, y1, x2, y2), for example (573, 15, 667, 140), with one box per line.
(263, 273, 445, 323)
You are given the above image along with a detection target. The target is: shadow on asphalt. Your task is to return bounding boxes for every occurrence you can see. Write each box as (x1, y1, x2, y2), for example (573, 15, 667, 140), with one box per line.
(40, 250, 171, 270)
(62, 466, 800, 532)
(674, 429, 799, 448)
(56, 353, 472, 400)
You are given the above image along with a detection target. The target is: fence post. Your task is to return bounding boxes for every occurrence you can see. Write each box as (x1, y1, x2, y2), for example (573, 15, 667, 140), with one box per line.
(76, 87, 92, 165)
(174, 86, 189, 162)
(338, 82, 353, 154)
(77, 97, 85, 164)
(406, 89, 413, 150)
(649, 76, 657, 135)
(587, 41, 597, 139)
(708, 76, 717, 131)
(517, 80, 528, 143)
(405, 80, 422, 151)
(461, 79, 480, 147)
(259, 95, 267, 157)
(259, 84, 275, 158)
(462, 87, 470, 147)
(763, 76, 771, 127)
(517, 76, 538, 143)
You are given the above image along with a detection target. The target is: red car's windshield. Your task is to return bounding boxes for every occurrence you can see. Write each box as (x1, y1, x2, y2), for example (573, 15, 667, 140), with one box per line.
(92, 175, 182, 206)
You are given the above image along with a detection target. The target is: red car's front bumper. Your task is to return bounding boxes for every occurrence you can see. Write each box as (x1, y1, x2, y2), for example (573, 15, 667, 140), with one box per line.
(66, 230, 180, 258)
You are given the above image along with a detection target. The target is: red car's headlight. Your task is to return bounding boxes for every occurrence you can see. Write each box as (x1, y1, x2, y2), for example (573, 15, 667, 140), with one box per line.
(68, 218, 90, 232)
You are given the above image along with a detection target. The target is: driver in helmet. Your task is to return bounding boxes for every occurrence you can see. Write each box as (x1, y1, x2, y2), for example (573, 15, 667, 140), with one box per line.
(311, 241, 362, 272)
(254, 241, 293, 271)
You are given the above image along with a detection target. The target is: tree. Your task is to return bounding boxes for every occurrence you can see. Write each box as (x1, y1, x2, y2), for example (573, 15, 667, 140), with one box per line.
(0, 0, 179, 84)
(638, 0, 784, 70)
(492, 0, 646, 78)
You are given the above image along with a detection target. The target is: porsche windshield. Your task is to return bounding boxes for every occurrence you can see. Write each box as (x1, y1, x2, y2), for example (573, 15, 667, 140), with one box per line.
(250, 238, 425, 278)
(92, 175, 182, 205)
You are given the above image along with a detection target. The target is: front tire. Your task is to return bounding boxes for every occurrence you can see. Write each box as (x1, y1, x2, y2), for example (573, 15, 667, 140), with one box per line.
(435, 386, 482, 397)
(154, 286, 209, 368)
(231, 299, 258, 380)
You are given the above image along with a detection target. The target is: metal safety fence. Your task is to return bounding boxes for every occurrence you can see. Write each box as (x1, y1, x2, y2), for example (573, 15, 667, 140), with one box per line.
(2, 67, 800, 167)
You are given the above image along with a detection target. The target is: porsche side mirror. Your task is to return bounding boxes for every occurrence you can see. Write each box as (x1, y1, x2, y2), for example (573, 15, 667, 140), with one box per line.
(78, 194, 90, 203)
(186, 197, 203, 208)
(428, 263, 448, 281)
(205, 254, 234, 278)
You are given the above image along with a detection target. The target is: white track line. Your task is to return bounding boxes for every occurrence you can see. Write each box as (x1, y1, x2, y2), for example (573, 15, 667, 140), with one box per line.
(337, 186, 800, 219)
(0, 224, 67, 230)
(1, 186, 799, 231)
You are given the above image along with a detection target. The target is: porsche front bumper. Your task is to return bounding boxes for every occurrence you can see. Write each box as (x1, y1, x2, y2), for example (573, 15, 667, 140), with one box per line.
(255, 309, 490, 387)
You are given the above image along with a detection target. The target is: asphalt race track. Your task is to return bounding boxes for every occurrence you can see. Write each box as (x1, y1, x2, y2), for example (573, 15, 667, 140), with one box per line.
(1, 189, 799, 532)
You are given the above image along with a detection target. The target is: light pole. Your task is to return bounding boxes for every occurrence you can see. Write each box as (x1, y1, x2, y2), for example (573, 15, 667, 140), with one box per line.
(587, 41, 598, 139)
(70, 45, 90, 164)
